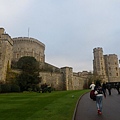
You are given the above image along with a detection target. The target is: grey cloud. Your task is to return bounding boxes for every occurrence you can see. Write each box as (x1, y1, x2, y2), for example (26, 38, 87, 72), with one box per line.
(1, 0, 120, 72)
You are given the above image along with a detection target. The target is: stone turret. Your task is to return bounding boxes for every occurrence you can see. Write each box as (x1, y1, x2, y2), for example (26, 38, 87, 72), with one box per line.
(0, 28, 5, 35)
(61, 67, 73, 90)
(93, 47, 120, 83)
(0, 28, 13, 82)
(93, 47, 107, 82)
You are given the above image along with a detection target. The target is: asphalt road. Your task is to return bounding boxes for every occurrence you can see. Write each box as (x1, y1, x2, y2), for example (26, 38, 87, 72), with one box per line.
(74, 89, 120, 120)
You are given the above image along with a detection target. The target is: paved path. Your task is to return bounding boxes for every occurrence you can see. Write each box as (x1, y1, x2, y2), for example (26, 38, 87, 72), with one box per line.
(74, 89, 120, 120)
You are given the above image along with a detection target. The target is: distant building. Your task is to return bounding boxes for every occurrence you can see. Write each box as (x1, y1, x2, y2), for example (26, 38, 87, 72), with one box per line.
(93, 47, 120, 82)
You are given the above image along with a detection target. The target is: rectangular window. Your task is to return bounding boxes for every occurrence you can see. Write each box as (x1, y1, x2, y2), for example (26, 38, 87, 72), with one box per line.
(116, 73, 118, 76)
(0, 53, 1, 59)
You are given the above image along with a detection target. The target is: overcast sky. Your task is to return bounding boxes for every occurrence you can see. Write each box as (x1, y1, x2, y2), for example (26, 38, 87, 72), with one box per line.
(1, 0, 120, 72)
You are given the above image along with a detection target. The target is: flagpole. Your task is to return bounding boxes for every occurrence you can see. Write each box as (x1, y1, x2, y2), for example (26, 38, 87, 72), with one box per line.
(28, 27, 29, 37)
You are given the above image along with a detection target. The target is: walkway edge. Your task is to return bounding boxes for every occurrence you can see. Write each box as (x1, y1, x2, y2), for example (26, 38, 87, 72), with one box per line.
(72, 91, 90, 120)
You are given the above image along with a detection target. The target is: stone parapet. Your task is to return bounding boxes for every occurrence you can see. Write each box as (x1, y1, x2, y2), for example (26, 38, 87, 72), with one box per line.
(13, 37, 45, 49)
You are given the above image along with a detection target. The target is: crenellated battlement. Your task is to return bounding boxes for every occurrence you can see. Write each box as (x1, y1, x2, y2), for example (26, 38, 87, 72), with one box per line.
(93, 47, 103, 53)
(13, 37, 45, 49)
(0, 28, 5, 35)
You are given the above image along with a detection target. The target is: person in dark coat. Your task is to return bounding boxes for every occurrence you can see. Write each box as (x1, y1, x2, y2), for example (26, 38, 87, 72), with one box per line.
(102, 81, 107, 94)
(116, 83, 120, 94)
(106, 83, 112, 95)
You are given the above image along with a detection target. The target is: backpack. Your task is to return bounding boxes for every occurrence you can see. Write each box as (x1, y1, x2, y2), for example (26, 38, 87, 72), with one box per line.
(96, 86, 103, 94)
(90, 90, 96, 101)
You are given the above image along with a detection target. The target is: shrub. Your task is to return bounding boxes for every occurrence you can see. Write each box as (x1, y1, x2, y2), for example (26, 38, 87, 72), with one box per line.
(11, 84, 20, 92)
(0, 85, 1, 93)
(1, 84, 11, 93)
(28, 88, 32, 92)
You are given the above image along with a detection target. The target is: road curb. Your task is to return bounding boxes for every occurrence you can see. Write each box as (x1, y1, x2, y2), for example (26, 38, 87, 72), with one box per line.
(72, 91, 90, 120)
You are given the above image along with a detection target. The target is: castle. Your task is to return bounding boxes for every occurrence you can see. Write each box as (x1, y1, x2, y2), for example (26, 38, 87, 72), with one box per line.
(0, 28, 120, 90)
(0, 28, 88, 90)
(93, 47, 120, 83)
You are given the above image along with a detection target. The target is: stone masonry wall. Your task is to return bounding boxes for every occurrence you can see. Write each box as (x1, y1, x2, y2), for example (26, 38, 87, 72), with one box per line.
(0, 28, 13, 82)
(39, 72, 64, 90)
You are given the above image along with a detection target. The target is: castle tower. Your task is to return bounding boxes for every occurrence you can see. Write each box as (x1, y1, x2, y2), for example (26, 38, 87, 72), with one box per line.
(12, 37, 45, 62)
(61, 67, 73, 90)
(0, 28, 13, 82)
(104, 54, 120, 82)
(93, 47, 107, 81)
(0, 28, 4, 34)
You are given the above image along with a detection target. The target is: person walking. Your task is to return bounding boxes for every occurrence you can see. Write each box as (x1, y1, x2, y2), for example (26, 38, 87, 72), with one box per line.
(107, 83, 112, 95)
(116, 82, 120, 94)
(90, 81, 95, 90)
(89, 81, 96, 100)
(102, 81, 107, 94)
(94, 81, 106, 115)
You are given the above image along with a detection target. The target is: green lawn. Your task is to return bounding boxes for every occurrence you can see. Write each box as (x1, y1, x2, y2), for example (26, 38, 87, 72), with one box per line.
(0, 90, 89, 120)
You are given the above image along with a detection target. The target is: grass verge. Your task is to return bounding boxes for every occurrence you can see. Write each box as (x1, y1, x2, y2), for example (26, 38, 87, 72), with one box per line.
(0, 89, 89, 120)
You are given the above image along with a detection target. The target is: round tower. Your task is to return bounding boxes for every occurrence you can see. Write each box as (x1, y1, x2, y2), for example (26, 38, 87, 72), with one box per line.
(12, 37, 45, 62)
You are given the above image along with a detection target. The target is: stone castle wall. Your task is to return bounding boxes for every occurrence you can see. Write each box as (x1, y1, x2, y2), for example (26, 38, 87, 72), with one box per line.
(39, 72, 65, 90)
(39, 68, 85, 90)
(73, 75, 84, 90)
